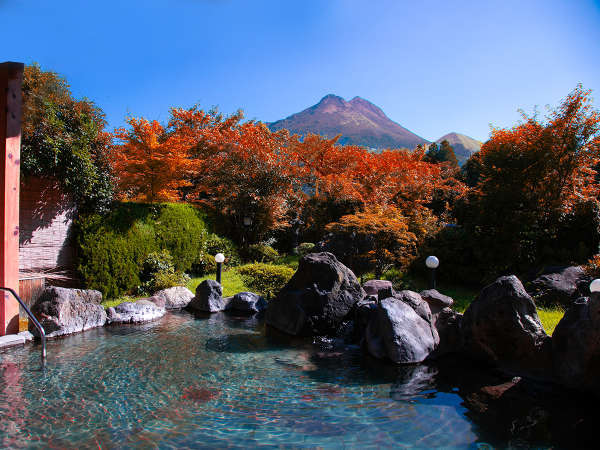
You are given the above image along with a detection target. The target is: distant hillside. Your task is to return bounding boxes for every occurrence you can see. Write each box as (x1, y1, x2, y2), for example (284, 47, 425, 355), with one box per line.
(269, 94, 429, 150)
(435, 132, 482, 164)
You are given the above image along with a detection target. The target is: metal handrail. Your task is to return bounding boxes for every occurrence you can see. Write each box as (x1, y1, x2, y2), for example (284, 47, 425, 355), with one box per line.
(0, 287, 46, 364)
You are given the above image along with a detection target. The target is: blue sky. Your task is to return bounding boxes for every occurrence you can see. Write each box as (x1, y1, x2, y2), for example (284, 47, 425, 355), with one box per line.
(2, 0, 599, 142)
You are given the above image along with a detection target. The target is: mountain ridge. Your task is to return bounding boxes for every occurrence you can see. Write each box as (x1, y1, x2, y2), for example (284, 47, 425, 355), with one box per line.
(268, 94, 429, 150)
(268, 94, 482, 162)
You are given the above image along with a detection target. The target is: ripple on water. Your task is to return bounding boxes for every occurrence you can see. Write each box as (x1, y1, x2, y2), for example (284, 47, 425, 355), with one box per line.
(2, 309, 572, 448)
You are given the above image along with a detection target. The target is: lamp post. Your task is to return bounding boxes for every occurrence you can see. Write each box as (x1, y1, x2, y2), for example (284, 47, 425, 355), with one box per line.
(590, 279, 600, 294)
(425, 255, 439, 290)
(215, 253, 225, 285)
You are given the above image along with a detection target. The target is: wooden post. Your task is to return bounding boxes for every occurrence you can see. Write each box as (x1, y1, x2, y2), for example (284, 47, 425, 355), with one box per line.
(0, 62, 23, 336)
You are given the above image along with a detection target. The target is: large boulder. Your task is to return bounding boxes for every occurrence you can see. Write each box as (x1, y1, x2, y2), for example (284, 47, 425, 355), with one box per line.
(187, 280, 227, 313)
(461, 275, 552, 378)
(552, 293, 600, 395)
(527, 266, 590, 307)
(393, 290, 439, 345)
(362, 280, 394, 300)
(365, 297, 436, 364)
(107, 300, 166, 324)
(31, 287, 107, 338)
(149, 286, 195, 310)
(228, 292, 267, 314)
(266, 252, 365, 336)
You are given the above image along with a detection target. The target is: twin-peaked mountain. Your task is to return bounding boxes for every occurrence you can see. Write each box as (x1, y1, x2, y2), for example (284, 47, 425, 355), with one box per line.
(268, 94, 481, 163)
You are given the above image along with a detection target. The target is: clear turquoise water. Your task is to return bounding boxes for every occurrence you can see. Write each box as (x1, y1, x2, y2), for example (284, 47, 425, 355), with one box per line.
(0, 311, 585, 448)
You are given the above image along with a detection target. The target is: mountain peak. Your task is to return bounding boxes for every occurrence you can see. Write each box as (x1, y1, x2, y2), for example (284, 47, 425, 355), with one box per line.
(434, 132, 482, 164)
(269, 95, 429, 150)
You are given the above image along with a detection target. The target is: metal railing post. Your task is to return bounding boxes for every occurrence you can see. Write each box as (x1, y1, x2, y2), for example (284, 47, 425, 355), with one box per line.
(0, 287, 46, 364)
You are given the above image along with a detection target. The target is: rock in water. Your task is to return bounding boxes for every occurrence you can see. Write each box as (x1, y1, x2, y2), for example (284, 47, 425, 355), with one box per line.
(366, 297, 436, 364)
(228, 292, 267, 314)
(187, 280, 227, 313)
(31, 287, 107, 338)
(150, 286, 195, 310)
(461, 275, 551, 378)
(266, 252, 365, 336)
(552, 293, 600, 395)
(107, 301, 166, 324)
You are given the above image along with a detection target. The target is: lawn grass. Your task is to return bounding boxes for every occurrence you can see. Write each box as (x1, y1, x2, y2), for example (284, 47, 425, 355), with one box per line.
(187, 270, 250, 297)
(276, 253, 301, 269)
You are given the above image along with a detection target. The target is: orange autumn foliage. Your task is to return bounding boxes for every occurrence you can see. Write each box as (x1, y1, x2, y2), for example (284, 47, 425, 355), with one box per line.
(112, 117, 193, 202)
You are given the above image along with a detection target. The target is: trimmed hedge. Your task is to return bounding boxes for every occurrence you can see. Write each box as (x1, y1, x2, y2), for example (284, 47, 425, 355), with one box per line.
(236, 263, 295, 298)
(76, 202, 208, 298)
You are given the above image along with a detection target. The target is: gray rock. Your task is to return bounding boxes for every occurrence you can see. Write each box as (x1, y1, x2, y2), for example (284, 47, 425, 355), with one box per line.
(353, 297, 378, 343)
(31, 287, 107, 338)
(266, 252, 365, 336)
(228, 292, 267, 314)
(363, 280, 394, 300)
(149, 286, 195, 310)
(430, 307, 463, 357)
(420, 289, 454, 315)
(394, 290, 433, 324)
(365, 297, 436, 364)
(528, 266, 591, 307)
(393, 290, 439, 346)
(552, 293, 600, 395)
(187, 280, 227, 313)
(461, 275, 552, 378)
(107, 301, 166, 324)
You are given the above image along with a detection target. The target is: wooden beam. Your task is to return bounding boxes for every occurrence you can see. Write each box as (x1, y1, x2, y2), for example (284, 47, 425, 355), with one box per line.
(0, 62, 23, 335)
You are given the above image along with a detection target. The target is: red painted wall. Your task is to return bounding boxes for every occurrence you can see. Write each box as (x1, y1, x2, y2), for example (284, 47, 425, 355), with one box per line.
(0, 62, 23, 336)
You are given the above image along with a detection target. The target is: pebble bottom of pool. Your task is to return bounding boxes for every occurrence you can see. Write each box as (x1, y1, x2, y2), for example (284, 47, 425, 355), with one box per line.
(0, 311, 590, 448)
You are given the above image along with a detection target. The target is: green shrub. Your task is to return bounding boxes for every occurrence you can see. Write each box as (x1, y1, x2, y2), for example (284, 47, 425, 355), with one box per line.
(140, 250, 174, 283)
(236, 263, 295, 298)
(76, 202, 208, 298)
(193, 234, 241, 273)
(296, 242, 315, 256)
(193, 253, 217, 276)
(247, 244, 279, 263)
(150, 269, 190, 293)
(139, 250, 190, 294)
(154, 203, 208, 272)
(77, 214, 158, 299)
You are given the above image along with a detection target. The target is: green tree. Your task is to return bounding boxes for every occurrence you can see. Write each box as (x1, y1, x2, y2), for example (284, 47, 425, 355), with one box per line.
(425, 140, 459, 167)
(21, 64, 114, 212)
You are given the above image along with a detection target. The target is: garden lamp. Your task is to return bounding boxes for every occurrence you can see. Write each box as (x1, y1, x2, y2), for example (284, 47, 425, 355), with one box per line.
(215, 253, 225, 285)
(425, 255, 439, 290)
(590, 279, 600, 293)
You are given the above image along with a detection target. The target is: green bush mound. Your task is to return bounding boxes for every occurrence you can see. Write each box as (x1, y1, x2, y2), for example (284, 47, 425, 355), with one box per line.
(139, 250, 189, 294)
(236, 263, 295, 298)
(76, 202, 207, 298)
(193, 234, 241, 275)
(247, 244, 279, 263)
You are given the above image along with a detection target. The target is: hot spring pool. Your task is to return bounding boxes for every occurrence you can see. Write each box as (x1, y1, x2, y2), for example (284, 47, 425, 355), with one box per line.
(0, 311, 595, 448)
